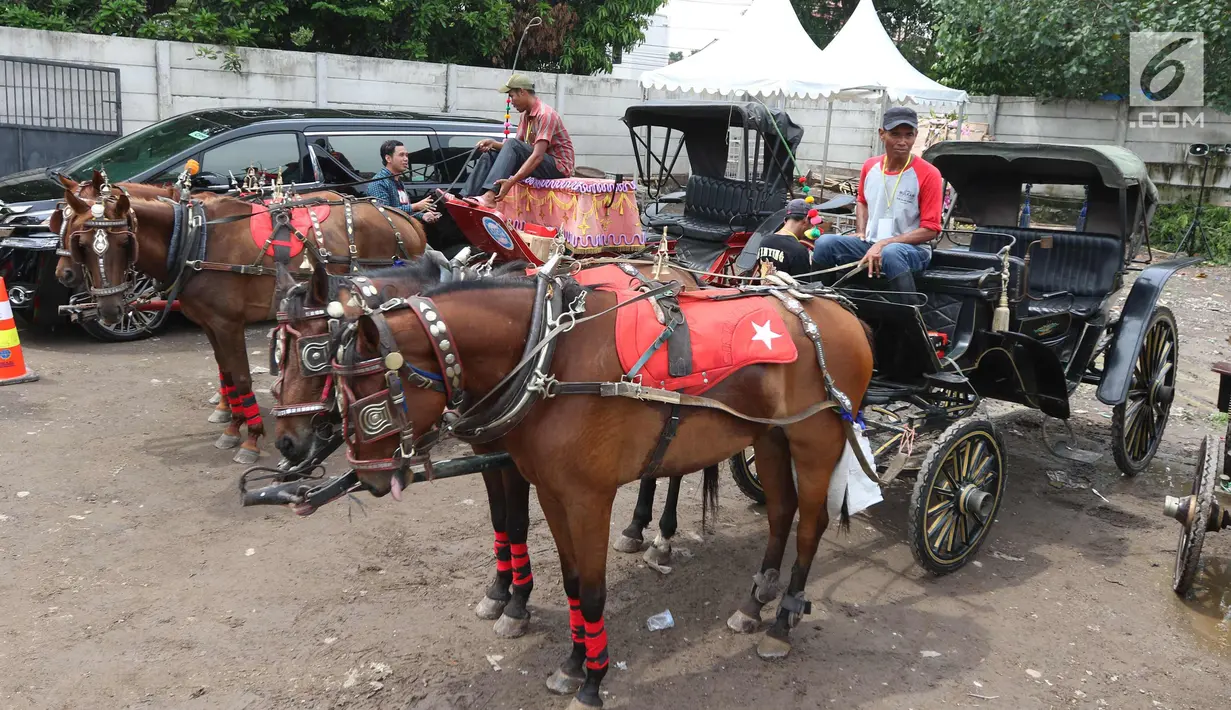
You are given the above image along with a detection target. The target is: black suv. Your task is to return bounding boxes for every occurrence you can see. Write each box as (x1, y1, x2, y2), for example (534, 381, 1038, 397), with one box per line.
(0, 107, 504, 341)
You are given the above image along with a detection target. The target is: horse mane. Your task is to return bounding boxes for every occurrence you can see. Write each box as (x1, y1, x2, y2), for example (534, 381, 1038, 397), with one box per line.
(419, 260, 564, 298)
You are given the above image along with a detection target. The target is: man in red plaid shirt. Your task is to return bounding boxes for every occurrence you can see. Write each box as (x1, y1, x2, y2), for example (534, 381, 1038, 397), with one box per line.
(464, 73, 575, 208)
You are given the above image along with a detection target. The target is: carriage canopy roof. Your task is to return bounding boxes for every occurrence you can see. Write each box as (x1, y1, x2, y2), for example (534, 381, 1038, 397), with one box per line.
(622, 101, 803, 182)
(923, 142, 1159, 206)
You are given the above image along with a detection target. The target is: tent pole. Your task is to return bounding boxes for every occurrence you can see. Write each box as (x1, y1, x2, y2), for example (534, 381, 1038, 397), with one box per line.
(954, 100, 967, 142)
(819, 98, 834, 191)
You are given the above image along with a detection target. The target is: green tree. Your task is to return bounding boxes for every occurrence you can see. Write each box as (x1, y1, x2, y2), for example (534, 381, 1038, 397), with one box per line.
(927, 0, 1231, 112)
(0, 0, 666, 75)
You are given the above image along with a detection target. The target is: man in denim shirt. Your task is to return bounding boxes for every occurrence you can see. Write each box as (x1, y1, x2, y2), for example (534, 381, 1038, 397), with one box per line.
(365, 140, 440, 223)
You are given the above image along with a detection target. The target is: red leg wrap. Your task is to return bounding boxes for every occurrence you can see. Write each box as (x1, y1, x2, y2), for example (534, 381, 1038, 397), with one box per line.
(239, 393, 262, 428)
(568, 598, 584, 644)
(494, 532, 512, 573)
(583, 618, 609, 671)
(510, 542, 532, 586)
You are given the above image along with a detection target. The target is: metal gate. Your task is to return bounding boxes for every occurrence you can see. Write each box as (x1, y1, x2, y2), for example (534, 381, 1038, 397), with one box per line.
(0, 55, 122, 178)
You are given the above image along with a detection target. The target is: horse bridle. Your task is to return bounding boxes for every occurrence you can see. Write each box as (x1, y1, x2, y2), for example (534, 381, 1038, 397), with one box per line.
(60, 186, 142, 299)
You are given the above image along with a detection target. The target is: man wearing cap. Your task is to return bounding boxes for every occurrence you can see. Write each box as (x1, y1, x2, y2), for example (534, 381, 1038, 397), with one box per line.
(756, 198, 819, 277)
(463, 73, 575, 208)
(811, 106, 943, 296)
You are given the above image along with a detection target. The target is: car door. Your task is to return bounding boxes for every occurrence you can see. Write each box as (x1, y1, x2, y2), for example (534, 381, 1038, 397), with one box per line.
(194, 131, 315, 190)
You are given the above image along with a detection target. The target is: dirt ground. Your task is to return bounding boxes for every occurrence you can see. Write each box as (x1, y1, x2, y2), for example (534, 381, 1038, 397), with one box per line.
(3, 265, 1231, 710)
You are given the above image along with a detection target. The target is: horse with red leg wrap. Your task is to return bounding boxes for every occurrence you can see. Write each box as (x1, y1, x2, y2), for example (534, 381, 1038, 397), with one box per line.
(55, 184, 426, 464)
(268, 258, 719, 638)
(309, 262, 872, 708)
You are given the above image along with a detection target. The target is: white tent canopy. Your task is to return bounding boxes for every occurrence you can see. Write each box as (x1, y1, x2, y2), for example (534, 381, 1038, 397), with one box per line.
(640, 0, 967, 105)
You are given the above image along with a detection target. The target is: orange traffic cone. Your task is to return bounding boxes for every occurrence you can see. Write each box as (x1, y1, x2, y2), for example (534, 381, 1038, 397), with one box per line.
(0, 276, 39, 385)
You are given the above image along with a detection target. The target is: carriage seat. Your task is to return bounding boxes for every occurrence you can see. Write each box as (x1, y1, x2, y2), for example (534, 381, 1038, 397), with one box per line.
(648, 175, 784, 243)
(968, 226, 1121, 320)
(919, 249, 1026, 300)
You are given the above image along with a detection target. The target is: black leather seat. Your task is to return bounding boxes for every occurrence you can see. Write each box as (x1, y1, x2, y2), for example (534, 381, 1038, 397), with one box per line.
(969, 226, 1121, 319)
(648, 175, 785, 243)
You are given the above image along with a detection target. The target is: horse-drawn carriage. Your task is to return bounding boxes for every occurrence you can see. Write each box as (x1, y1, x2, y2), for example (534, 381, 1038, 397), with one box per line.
(729, 141, 1197, 574)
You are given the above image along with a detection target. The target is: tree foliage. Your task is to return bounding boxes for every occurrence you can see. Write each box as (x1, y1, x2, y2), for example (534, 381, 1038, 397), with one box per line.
(927, 0, 1231, 112)
(0, 0, 666, 75)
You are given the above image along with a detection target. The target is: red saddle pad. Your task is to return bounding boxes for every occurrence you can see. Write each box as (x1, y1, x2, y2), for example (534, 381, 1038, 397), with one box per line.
(249, 202, 331, 259)
(612, 286, 798, 396)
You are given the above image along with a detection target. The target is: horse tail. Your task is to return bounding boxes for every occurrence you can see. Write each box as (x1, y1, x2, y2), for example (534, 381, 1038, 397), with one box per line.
(701, 464, 720, 534)
(838, 490, 851, 534)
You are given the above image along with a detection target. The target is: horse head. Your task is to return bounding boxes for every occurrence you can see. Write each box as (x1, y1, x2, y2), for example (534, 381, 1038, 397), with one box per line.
(59, 184, 140, 325)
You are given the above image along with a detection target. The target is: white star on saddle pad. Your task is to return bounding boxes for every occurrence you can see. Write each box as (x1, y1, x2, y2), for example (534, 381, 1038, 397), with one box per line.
(751, 320, 783, 350)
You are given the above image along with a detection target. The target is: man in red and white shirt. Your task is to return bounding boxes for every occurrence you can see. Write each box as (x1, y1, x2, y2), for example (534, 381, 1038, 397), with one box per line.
(811, 106, 943, 295)
(464, 73, 575, 208)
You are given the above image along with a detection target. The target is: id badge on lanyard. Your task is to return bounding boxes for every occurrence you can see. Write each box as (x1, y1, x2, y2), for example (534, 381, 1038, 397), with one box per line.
(878, 155, 912, 240)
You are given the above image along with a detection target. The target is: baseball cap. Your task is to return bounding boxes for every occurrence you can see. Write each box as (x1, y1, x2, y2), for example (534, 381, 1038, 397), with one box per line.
(785, 198, 810, 219)
(882, 106, 918, 130)
(499, 73, 535, 93)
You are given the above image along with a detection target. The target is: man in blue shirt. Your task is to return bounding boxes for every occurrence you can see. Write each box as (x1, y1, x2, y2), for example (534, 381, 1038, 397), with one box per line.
(365, 140, 440, 223)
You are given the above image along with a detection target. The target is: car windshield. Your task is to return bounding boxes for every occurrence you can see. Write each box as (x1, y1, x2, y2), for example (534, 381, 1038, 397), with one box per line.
(62, 114, 234, 181)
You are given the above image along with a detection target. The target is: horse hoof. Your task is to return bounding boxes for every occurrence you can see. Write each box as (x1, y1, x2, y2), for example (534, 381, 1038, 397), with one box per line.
(726, 609, 760, 634)
(643, 544, 672, 568)
(474, 596, 507, 621)
(756, 634, 792, 660)
(612, 534, 643, 554)
(566, 697, 602, 710)
(208, 391, 222, 405)
(208, 410, 232, 424)
(493, 613, 529, 639)
(233, 448, 260, 465)
(214, 433, 242, 450)
(545, 669, 584, 696)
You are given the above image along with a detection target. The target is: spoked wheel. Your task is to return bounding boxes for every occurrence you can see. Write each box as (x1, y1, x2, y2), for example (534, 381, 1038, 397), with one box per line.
(78, 274, 171, 343)
(729, 448, 765, 505)
(1112, 306, 1177, 476)
(908, 418, 1006, 576)
(1167, 435, 1220, 596)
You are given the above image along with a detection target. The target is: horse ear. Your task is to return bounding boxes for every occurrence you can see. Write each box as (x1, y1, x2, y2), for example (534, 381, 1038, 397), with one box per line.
(91, 170, 105, 193)
(114, 193, 130, 215)
(64, 187, 89, 216)
(309, 263, 331, 304)
(57, 174, 77, 191)
(275, 263, 298, 295)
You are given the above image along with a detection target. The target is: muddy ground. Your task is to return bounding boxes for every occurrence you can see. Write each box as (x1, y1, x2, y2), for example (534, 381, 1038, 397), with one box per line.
(2, 265, 1231, 710)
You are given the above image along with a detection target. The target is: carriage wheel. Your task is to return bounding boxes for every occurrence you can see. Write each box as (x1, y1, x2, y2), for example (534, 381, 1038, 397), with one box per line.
(1112, 306, 1177, 476)
(729, 448, 765, 505)
(908, 418, 1006, 576)
(1170, 435, 1219, 596)
(79, 274, 171, 343)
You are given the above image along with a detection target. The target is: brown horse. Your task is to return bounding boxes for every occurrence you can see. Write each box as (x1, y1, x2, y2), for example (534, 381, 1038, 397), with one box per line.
(55, 184, 427, 463)
(322, 267, 873, 708)
(269, 259, 718, 638)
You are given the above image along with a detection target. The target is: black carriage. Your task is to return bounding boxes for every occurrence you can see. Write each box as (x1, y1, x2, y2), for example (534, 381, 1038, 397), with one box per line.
(624, 101, 856, 277)
(732, 141, 1198, 575)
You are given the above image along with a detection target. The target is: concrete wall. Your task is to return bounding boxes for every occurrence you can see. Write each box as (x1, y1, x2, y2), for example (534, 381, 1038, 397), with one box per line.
(2, 26, 1228, 202)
